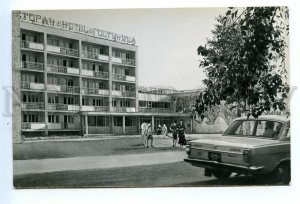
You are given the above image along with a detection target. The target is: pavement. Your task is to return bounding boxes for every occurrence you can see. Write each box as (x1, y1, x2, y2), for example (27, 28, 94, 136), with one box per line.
(14, 134, 222, 176)
(14, 151, 186, 176)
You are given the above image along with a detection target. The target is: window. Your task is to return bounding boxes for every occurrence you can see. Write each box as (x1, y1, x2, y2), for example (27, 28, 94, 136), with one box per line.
(98, 82, 105, 89)
(93, 99, 104, 106)
(64, 115, 74, 123)
(88, 116, 96, 126)
(125, 69, 130, 76)
(112, 100, 117, 107)
(48, 115, 59, 123)
(23, 114, 39, 122)
(223, 120, 283, 139)
(47, 76, 58, 85)
(48, 95, 58, 104)
(22, 54, 26, 62)
(64, 97, 74, 105)
(125, 117, 136, 126)
(114, 116, 123, 126)
(82, 98, 89, 106)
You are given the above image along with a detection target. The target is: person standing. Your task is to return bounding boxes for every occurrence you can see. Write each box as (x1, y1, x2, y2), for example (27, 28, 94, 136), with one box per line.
(141, 122, 147, 147)
(145, 123, 154, 148)
(178, 119, 186, 147)
(157, 124, 162, 135)
(162, 124, 168, 136)
(170, 121, 178, 147)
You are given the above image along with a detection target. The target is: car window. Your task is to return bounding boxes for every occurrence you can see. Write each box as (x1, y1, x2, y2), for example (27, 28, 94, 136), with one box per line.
(223, 120, 283, 139)
(279, 122, 290, 141)
(224, 120, 255, 136)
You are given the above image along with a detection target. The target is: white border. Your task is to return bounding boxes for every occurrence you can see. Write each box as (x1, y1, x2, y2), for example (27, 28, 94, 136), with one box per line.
(1, 1, 300, 204)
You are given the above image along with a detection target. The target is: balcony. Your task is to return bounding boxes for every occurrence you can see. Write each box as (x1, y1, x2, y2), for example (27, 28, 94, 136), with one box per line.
(47, 103, 80, 111)
(81, 70, 109, 79)
(112, 107, 136, 113)
(21, 61, 44, 71)
(47, 45, 79, 57)
(22, 122, 45, 130)
(47, 85, 80, 94)
(138, 107, 174, 113)
(21, 41, 44, 51)
(21, 102, 45, 110)
(81, 87, 109, 96)
(112, 74, 136, 82)
(81, 106, 109, 112)
(61, 123, 80, 130)
(21, 81, 45, 91)
(81, 51, 109, 61)
(47, 64, 79, 75)
(112, 57, 135, 66)
(112, 90, 136, 98)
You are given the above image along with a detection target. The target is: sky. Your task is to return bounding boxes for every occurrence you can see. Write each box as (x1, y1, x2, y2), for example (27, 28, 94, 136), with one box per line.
(30, 8, 227, 90)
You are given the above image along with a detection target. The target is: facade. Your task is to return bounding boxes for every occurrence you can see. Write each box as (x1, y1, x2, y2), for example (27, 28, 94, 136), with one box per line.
(12, 11, 194, 143)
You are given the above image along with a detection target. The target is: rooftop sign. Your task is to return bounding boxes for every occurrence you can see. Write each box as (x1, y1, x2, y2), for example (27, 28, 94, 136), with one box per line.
(19, 11, 136, 46)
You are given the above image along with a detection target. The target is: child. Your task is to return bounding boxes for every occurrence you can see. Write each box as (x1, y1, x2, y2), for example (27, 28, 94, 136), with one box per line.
(145, 123, 154, 148)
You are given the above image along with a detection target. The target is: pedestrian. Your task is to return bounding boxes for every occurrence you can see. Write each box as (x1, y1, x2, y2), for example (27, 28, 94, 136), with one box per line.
(141, 122, 147, 147)
(145, 123, 154, 148)
(170, 121, 178, 147)
(162, 124, 168, 136)
(178, 119, 186, 147)
(157, 124, 162, 135)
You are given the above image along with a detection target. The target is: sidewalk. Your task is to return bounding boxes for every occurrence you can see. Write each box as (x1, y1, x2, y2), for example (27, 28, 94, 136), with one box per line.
(14, 151, 186, 176)
(21, 133, 222, 144)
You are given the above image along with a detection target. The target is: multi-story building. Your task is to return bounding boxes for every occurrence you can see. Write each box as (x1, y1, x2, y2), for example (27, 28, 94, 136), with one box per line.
(12, 11, 195, 143)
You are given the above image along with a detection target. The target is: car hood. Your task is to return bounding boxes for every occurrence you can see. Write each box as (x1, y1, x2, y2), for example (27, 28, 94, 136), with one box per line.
(189, 135, 280, 149)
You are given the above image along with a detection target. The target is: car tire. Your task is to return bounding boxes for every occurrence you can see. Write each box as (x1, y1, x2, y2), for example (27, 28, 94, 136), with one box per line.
(270, 163, 291, 185)
(212, 170, 232, 180)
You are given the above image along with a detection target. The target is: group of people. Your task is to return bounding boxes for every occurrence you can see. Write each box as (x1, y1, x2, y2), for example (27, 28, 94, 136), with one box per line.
(140, 119, 187, 148)
(169, 120, 187, 147)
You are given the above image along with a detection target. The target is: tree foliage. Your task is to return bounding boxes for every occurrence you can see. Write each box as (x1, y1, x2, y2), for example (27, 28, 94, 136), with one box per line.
(195, 7, 289, 119)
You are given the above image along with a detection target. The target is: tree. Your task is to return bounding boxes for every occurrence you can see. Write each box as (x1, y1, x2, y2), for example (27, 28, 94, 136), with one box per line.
(195, 7, 289, 119)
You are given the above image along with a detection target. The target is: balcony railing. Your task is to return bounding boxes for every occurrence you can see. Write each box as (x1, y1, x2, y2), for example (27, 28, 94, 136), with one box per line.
(47, 103, 80, 111)
(81, 87, 109, 95)
(21, 81, 45, 90)
(21, 102, 45, 110)
(138, 107, 174, 113)
(112, 90, 136, 98)
(47, 85, 80, 94)
(81, 69, 109, 79)
(82, 105, 110, 112)
(61, 123, 80, 130)
(47, 45, 79, 57)
(21, 61, 44, 71)
(21, 122, 45, 130)
(112, 74, 136, 82)
(112, 107, 136, 113)
(112, 57, 135, 66)
(47, 64, 79, 75)
(81, 51, 109, 61)
(21, 40, 44, 50)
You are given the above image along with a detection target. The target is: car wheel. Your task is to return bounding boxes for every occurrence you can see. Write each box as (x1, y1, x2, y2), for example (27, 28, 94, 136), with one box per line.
(212, 170, 232, 180)
(270, 163, 291, 185)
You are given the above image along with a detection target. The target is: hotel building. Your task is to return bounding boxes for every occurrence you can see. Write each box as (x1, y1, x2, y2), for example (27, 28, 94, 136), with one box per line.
(12, 11, 196, 143)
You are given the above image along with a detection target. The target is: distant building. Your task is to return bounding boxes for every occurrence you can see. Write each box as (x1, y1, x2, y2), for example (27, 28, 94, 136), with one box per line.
(12, 11, 199, 143)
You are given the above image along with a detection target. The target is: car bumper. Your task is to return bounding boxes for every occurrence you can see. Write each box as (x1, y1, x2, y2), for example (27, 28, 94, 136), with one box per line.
(184, 158, 264, 174)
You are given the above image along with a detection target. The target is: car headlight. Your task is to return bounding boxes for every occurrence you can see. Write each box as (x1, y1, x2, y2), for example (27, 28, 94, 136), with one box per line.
(185, 145, 191, 155)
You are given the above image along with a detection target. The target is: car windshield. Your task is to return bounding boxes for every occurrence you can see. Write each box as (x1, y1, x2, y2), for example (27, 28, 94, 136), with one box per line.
(223, 120, 284, 139)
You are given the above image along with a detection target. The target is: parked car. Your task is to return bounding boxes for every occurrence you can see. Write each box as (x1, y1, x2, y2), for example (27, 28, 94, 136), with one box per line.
(184, 115, 290, 184)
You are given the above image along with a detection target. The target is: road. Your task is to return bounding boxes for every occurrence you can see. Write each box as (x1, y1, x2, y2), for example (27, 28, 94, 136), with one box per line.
(13, 137, 271, 188)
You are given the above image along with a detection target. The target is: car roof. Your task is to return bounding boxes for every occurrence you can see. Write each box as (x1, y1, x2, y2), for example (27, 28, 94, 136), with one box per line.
(234, 115, 290, 123)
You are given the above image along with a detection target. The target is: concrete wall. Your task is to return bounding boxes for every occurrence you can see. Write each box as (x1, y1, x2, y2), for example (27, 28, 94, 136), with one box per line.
(12, 11, 22, 143)
(192, 116, 228, 134)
